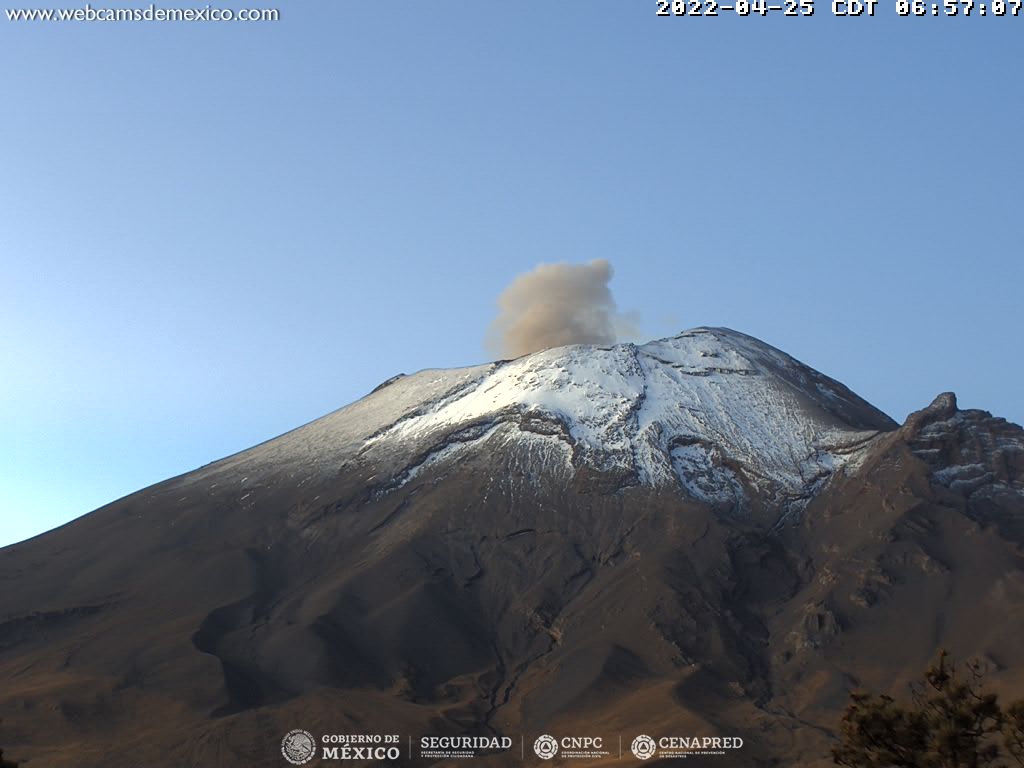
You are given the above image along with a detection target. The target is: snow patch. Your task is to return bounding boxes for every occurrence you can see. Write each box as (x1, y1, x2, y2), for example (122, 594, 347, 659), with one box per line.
(189, 327, 891, 518)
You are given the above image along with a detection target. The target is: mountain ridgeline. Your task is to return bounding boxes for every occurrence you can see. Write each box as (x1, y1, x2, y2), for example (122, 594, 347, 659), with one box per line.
(1, 328, 1022, 767)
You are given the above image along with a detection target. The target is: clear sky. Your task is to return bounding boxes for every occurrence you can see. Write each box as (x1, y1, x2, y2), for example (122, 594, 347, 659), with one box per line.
(2, 1, 1021, 547)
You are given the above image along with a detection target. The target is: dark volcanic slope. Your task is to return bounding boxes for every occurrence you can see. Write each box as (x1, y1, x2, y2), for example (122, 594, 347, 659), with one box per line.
(0, 330, 1021, 768)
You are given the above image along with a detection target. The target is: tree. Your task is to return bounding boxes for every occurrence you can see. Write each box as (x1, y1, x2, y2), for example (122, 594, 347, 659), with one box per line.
(832, 650, 1024, 768)
(1005, 701, 1024, 767)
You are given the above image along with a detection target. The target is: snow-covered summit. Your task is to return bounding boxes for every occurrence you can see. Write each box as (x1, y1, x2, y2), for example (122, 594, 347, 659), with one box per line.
(199, 328, 896, 517)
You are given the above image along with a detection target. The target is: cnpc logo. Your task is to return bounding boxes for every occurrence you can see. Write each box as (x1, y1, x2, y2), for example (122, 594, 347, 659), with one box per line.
(533, 734, 605, 759)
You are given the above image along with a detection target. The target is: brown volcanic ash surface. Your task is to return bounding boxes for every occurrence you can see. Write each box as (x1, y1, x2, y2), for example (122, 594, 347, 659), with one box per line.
(1, 328, 1023, 767)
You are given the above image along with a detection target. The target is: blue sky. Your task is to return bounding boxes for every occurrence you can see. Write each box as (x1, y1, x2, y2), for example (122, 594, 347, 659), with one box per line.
(2, 1, 1021, 547)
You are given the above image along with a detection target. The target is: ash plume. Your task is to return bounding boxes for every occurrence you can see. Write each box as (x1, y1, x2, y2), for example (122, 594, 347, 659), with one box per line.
(487, 259, 637, 358)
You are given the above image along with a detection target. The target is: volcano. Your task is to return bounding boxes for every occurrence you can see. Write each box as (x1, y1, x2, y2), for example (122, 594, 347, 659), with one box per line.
(1, 327, 1023, 767)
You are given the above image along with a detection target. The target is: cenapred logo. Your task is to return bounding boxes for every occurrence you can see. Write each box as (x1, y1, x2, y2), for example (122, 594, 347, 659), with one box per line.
(631, 733, 744, 760)
(631, 734, 657, 760)
(281, 729, 317, 765)
(534, 734, 559, 760)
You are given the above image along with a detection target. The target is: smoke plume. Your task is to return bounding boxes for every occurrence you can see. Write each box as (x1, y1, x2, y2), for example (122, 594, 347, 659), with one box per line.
(487, 259, 636, 359)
